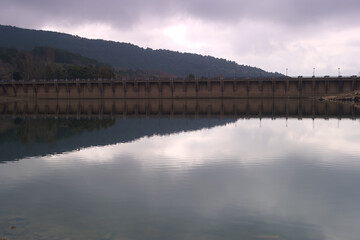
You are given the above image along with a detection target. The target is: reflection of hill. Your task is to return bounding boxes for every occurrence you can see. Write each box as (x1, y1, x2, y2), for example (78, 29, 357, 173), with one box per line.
(0, 118, 116, 145)
(0, 117, 235, 162)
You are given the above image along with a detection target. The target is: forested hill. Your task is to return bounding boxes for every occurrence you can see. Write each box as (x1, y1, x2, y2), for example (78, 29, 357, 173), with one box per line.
(0, 25, 281, 78)
(0, 46, 115, 80)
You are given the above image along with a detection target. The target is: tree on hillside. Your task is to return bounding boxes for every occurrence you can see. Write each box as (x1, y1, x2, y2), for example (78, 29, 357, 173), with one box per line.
(16, 51, 33, 80)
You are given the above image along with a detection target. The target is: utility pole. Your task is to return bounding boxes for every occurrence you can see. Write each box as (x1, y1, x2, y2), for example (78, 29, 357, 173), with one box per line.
(312, 67, 315, 77)
(286, 68, 288, 76)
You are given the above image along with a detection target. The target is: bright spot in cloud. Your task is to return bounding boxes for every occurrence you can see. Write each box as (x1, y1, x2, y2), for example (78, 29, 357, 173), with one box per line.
(162, 22, 209, 51)
(164, 25, 187, 45)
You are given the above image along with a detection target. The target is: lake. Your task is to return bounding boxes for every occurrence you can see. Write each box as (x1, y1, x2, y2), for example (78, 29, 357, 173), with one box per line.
(0, 100, 360, 240)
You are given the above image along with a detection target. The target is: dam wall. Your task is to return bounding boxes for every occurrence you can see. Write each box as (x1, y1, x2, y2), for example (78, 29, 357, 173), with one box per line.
(0, 77, 359, 99)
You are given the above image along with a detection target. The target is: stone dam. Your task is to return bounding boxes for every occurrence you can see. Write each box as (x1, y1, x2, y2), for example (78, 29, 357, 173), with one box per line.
(1, 76, 359, 99)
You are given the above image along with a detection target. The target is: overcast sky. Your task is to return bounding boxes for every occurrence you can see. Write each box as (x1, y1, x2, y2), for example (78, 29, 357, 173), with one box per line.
(1, 0, 360, 76)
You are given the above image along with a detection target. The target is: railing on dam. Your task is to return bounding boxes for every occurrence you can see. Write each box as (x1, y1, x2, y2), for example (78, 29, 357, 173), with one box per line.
(1, 76, 359, 99)
(1, 99, 359, 119)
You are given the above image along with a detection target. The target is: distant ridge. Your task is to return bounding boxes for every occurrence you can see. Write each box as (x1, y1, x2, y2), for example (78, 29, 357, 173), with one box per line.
(0, 25, 281, 78)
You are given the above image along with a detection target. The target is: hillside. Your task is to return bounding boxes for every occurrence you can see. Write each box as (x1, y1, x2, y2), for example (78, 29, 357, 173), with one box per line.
(0, 46, 115, 80)
(0, 25, 281, 78)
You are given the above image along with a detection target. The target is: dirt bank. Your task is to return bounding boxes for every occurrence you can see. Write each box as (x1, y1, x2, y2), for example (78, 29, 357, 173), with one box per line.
(320, 90, 360, 108)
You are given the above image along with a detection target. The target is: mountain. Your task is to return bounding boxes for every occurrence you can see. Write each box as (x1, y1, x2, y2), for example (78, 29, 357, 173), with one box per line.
(0, 25, 281, 78)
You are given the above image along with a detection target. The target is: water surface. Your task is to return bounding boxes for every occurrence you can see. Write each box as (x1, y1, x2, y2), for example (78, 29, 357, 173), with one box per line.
(0, 114, 360, 240)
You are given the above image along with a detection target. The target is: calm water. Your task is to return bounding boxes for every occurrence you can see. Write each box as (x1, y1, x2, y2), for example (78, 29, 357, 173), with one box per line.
(1, 115, 360, 240)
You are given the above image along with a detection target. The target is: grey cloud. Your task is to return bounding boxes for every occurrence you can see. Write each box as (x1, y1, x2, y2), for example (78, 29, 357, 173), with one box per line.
(1, 0, 360, 30)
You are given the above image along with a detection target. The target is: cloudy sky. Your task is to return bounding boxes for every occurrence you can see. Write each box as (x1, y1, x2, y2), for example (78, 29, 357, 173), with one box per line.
(1, 0, 360, 76)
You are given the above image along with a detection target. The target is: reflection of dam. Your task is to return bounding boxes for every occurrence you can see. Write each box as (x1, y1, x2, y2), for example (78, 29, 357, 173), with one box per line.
(1, 99, 359, 119)
(1, 77, 359, 99)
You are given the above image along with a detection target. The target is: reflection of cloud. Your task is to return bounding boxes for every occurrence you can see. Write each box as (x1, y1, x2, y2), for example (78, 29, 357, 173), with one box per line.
(42, 119, 360, 170)
(6, 118, 360, 182)
(282, 119, 360, 166)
